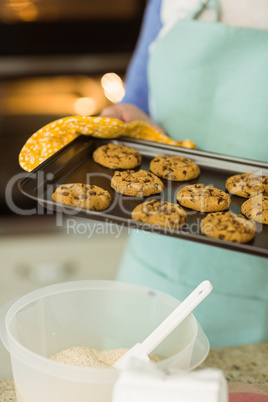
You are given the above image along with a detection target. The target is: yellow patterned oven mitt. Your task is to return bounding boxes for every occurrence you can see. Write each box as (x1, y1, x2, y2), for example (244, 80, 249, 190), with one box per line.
(19, 115, 195, 172)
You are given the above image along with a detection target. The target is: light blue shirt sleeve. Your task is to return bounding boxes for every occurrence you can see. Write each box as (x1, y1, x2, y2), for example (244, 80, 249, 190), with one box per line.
(122, 0, 162, 115)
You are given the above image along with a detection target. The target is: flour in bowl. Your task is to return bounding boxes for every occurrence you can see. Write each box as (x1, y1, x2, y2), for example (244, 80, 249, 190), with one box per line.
(50, 346, 159, 368)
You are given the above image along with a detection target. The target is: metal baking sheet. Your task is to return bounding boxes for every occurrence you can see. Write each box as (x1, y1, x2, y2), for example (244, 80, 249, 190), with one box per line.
(19, 136, 268, 258)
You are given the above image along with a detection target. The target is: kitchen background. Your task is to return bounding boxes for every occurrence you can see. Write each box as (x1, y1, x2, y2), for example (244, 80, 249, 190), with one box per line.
(0, 0, 146, 378)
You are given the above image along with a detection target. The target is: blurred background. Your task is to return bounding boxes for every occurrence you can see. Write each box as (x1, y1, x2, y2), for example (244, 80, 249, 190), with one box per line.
(0, 1, 145, 375)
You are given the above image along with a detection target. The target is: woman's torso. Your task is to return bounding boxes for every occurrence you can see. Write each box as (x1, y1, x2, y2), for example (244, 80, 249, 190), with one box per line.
(118, 0, 268, 348)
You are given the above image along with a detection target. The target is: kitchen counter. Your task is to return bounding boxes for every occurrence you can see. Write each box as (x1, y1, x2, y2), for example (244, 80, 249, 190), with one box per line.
(200, 342, 268, 385)
(1, 343, 267, 401)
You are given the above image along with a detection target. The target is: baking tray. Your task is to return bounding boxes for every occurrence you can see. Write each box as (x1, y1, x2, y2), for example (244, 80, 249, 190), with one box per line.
(18, 136, 268, 258)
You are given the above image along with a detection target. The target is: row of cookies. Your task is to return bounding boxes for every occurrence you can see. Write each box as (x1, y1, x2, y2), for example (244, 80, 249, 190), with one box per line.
(128, 184, 259, 245)
(226, 173, 268, 225)
(52, 144, 201, 234)
(131, 201, 257, 244)
(128, 169, 267, 243)
(98, 146, 246, 242)
(51, 143, 156, 210)
(95, 144, 266, 243)
(94, 143, 267, 222)
(176, 178, 268, 225)
(52, 143, 267, 244)
(93, 143, 201, 181)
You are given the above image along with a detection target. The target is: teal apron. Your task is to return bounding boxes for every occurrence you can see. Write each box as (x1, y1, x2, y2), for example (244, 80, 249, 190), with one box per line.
(117, 0, 268, 348)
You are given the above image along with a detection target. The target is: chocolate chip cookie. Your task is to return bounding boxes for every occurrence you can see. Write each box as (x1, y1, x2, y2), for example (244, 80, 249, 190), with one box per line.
(200, 211, 256, 243)
(132, 199, 187, 229)
(177, 183, 231, 212)
(226, 173, 268, 198)
(52, 183, 111, 211)
(111, 169, 164, 197)
(150, 155, 200, 181)
(241, 194, 268, 224)
(93, 143, 142, 169)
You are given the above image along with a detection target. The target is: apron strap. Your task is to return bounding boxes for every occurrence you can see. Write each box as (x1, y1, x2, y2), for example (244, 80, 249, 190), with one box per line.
(188, 0, 221, 21)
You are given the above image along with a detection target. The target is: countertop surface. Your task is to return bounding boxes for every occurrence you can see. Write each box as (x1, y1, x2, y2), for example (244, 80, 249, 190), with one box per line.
(200, 342, 268, 385)
(1, 343, 267, 401)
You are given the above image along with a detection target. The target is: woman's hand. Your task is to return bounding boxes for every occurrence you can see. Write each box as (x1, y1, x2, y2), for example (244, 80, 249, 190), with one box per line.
(100, 103, 165, 133)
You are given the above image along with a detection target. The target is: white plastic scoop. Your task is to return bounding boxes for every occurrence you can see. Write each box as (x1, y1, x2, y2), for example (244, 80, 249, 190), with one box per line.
(114, 280, 213, 369)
